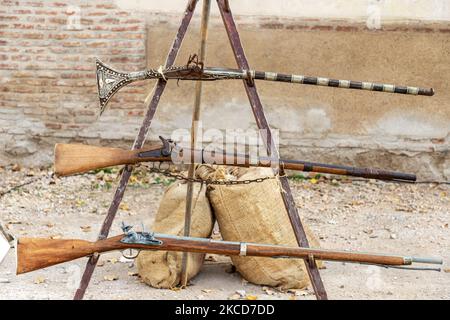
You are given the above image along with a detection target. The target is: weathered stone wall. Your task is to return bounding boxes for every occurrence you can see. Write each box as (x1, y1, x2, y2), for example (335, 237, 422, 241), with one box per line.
(0, 0, 449, 180)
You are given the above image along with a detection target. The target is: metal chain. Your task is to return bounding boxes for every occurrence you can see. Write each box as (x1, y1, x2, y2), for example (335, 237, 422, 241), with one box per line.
(139, 163, 276, 185)
(1, 165, 447, 200)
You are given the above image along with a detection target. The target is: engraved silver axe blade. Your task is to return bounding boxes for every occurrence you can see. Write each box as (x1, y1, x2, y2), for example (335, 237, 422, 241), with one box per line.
(96, 58, 155, 115)
(95, 58, 434, 115)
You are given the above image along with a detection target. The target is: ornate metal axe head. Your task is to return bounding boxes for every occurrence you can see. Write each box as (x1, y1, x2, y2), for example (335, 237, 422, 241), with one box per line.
(95, 56, 208, 115)
(96, 58, 134, 115)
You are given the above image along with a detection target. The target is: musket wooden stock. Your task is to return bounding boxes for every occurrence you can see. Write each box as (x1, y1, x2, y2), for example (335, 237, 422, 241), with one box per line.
(18, 233, 440, 275)
(54, 143, 171, 176)
(54, 143, 416, 181)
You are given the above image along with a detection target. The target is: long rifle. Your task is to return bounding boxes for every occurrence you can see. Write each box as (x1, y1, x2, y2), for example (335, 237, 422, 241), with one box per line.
(14, 223, 442, 275)
(96, 57, 434, 114)
(54, 137, 416, 182)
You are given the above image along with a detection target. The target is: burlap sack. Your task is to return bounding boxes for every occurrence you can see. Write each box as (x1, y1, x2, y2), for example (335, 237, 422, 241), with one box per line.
(198, 165, 321, 290)
(136, 179, 214, 288)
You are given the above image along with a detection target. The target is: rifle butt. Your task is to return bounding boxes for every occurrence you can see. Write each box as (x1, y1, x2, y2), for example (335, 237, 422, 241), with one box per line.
(16, 238, 98, 274)
(54, 143, 139, 176)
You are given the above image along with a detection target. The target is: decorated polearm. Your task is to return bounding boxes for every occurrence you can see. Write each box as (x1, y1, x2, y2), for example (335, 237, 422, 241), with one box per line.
(15, 222, 442, 275)
(54, 136, 416, 182)
(96, 58, 434, 114)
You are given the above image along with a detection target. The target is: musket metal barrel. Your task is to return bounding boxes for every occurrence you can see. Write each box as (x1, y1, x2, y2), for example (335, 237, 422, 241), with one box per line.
(150, 233, 443, 268)
(173, 147, 417, 182)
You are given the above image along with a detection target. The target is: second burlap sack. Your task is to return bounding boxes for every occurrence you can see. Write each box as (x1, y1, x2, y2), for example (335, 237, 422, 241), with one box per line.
(198, 165, 321, 290)
(136, 179, 214, 288)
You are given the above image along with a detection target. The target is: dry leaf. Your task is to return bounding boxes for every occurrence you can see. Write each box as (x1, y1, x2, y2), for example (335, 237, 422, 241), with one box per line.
(228, 293, 241, 300)
(235, 290, 246, 298)
(80, 225, 91, 232)
(128, 271, 138, 277)
(50, 234, 62, 240)
(119, 203, 130, 211)
(287, 289, 309, 296)
(262, 287, 275, 295)
(201, 289, 213, 294)
(108, 258, 118, 264)
(129, 176, 138, 184)
(104, 275, 118, 281)
(34, 277, 46, 284)
(45, 223, 54, 228)
(97, 261, 105, 267)
(75, 199, 86, 207)
(444, 268, 450, 273)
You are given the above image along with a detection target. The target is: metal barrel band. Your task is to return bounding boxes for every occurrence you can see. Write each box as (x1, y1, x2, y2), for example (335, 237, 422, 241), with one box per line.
(239, 242, 248, 256)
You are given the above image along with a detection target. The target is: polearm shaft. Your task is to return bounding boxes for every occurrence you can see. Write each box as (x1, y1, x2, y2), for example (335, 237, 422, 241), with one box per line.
(96, 60, 434, 113)
(17, 230, 443, 274)
(181, 0, 212, 288)
(212, 68, 435, 96)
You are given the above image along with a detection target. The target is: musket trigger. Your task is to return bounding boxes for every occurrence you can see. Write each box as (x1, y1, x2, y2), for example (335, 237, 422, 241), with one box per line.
(121, 248, 140, 260)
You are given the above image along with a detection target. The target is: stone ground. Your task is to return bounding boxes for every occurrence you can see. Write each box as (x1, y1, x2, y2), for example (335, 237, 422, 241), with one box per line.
(0, 165, 448, 300)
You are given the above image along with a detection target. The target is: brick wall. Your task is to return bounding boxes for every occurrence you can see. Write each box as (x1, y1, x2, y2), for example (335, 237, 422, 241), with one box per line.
(0, 0, 147, 164)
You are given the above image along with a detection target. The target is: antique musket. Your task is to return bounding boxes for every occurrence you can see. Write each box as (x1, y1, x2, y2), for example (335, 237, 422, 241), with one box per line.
(54, 136, 416, 182)
(96, 57, 434, 114)
(13, 222, 442, 275)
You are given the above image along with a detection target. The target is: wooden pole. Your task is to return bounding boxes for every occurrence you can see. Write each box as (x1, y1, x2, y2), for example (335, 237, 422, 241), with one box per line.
(180, 0, 211, 288)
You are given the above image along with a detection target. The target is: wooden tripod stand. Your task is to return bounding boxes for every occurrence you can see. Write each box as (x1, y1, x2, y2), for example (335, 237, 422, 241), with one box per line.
(73, 0, 328, 300)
